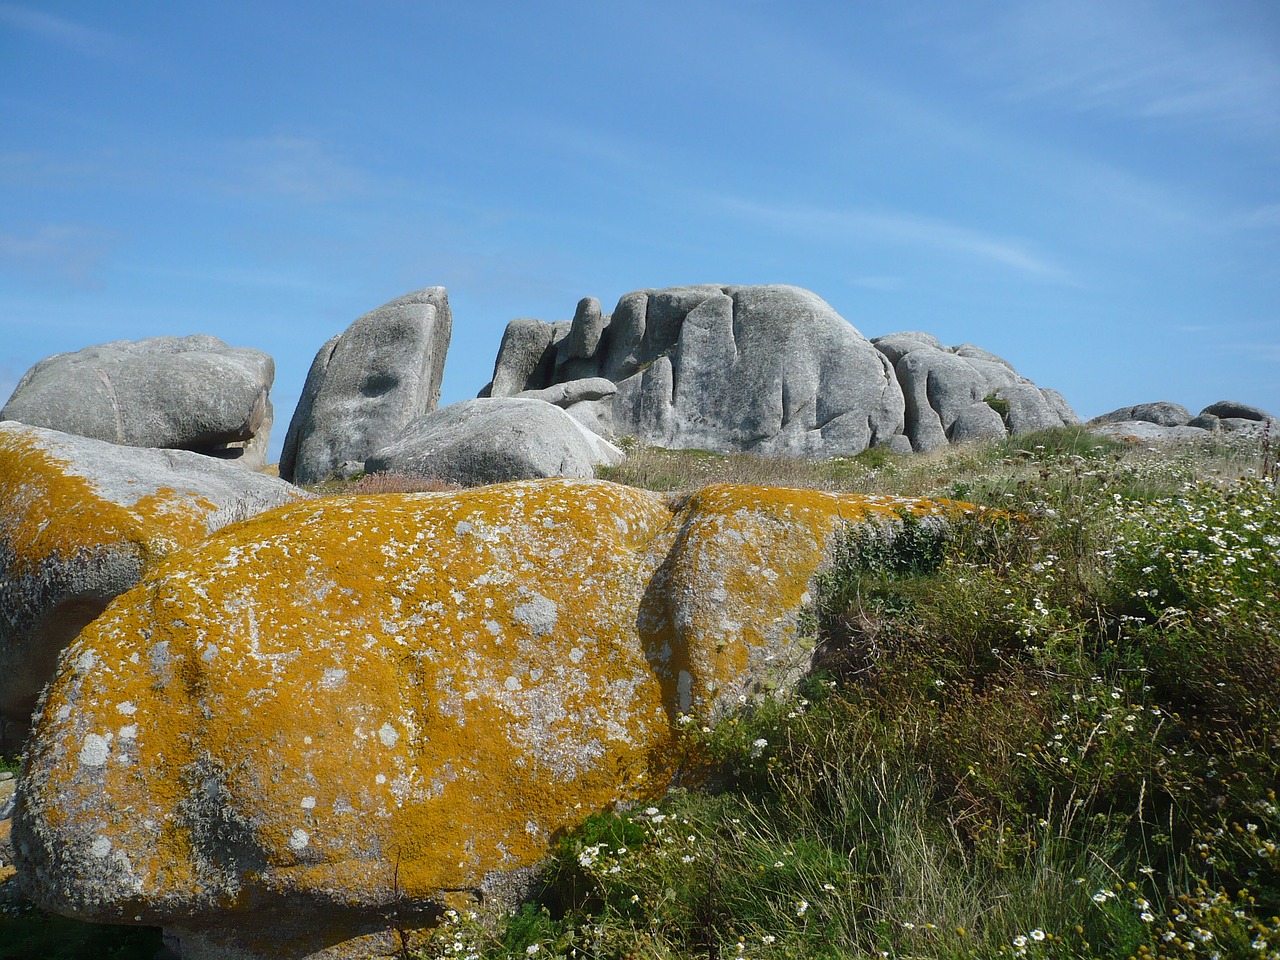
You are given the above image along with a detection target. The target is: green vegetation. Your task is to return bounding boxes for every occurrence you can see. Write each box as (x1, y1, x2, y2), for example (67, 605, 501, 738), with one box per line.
(417, 429, 1279, 959)
(0, 911, 162, 960)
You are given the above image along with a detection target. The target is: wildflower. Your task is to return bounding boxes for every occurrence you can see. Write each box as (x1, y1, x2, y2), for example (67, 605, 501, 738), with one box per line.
(1013, 935, 1029, 947)
(796, 899, 809, 917)
(1030, 929, 1046, 941)
(526, 947, 541, 956)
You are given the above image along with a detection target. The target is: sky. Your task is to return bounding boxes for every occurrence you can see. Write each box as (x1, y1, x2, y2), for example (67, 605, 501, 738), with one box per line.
(2, 0, 1278, 462)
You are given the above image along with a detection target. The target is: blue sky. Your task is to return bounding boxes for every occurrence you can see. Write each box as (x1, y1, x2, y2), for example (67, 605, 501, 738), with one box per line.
(2, 0, 1277, 461)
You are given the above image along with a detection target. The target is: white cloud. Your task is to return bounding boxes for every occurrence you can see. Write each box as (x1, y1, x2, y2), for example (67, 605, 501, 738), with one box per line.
(212, 137, 370, 203)
(720, 197, 1070, 281)
(941, 0, 1280, 142)
(0, 223, 114, 286)
(0, 3, 127, 60)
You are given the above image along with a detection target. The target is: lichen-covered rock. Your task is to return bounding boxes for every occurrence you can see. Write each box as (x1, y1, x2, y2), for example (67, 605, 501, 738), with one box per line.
(365, 397, 623, 486)
(280, 288, 452, 485)
(0, 335, 275, 470)
(0, 422, 309, 751)
(14, 479, 970, 959)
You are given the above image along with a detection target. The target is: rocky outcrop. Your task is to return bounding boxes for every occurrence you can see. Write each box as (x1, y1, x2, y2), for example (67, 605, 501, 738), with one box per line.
(877, 335, 1078, 453)
(0, 336, 275, 470)
(486, 285, 906, 458)
(280, 288, 452, 485)
(14, 479, 973, 959)
(1089, 400, 1277, 441)
(366, 397, 623, 486)
(0, 422, 309, 751)
(483, 287, 1076, 458)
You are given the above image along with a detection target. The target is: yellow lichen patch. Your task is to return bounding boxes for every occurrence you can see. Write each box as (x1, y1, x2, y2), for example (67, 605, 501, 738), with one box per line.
(0, 429, 217, 577)
(22, 479, 677, 919)
(641, 484, 975, 720)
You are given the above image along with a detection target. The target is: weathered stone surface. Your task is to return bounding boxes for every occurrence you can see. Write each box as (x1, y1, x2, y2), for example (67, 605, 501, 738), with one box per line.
(366, 398, 623, 486)
(0, 422, 309, 751)
(1089, 421, 1212, 441)
(1200, 400, 1275, 422)
(870, 331, 943, 365)
(14, 480, 972, 959)
(1, 336, 275, 470)
(280, 288, 452, 485)
(487, 318, 565, 398)
(515, 377, 617, 408)
(1089, 403, 1193, 427)
(888, 340, 1077, 452)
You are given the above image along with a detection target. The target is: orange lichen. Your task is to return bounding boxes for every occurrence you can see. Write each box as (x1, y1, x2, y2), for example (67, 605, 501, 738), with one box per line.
(0, 430, 218, 577)
(19, 478, 980, 941)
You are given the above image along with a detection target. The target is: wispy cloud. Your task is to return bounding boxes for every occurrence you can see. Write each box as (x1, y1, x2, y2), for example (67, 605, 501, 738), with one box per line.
(720, 197, 1070, 281)
(0, 223, 115, 287)
(939, 0, 1280, 142)
(0, 3, 127, 60)
(211, 137, 370, 203)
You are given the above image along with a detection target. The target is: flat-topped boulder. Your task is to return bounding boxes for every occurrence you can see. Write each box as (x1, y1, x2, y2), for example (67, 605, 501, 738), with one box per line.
(1088, 400, 1276, 441)
(366, 397, 623, 486)
(280, 288, 453, 485)
(0, 422, 309, 751)
(14, 479, 974, 959)
(1, 335, 275, 470)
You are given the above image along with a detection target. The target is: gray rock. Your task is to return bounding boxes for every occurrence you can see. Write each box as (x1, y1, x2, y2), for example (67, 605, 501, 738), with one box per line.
(0, 335, 274, 470)
(602, 285, 905, 457)
(1089, 421, 1210, 441)
(488, 318, 563, 397)
(554, 298, 607, 382)
(1187, 413, 1221, 431)
(894, 345, 1076, 452)
(1200, 400, 1275, 422)
(871, 331, 944, 365)
(516, 377, 617, 408)
(366, 398, 623, 487)
(1089, 402, 1193, 427)
(0, 421, 308, 751)
(279, 288, 452, 485)
(952, 343, 1015, 371)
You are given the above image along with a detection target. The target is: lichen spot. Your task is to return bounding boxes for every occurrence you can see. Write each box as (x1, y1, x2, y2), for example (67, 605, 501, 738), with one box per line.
(513, 594, 557, 638)
(301, 796, 316, 810)
(89, 837, 112, 859)
(569, 646, 586, 664)
(116, 702, 137, 716)
(288, 828, 310, 852)
(320, 668, 347, 690)
(79, 734, 110, 767)
(378, 723, 399, 748)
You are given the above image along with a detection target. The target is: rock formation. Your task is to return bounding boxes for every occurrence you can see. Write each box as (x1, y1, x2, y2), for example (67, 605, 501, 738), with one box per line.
(483, 285, 907, 458)
(873, 332, 1078, 452)
(1088, 400, 1277, 441)
(0, 422, 309, 751)
(280, 288, 452, 485)
(14, 479, 974, 959)
(0, 335, 275, 470)
(480, 286, 1076, 458)
(366, 397, 623, 486)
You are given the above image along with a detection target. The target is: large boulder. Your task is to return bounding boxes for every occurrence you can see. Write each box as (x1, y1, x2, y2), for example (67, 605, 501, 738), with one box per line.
(0, 422, 309, 751)
(280, 288, 452, 485)
(366, 397, 624, 486)
(1089, 402, 1193, 427)
(883, 340, 1077, 453)
(14, 479, 970, 959)
(0, 336, 274, 470)
(489, 285, 905, 458)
